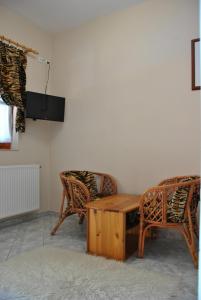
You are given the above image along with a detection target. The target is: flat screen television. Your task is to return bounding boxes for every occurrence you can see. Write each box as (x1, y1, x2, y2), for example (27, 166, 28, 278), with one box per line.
(25, 91, 65, 122)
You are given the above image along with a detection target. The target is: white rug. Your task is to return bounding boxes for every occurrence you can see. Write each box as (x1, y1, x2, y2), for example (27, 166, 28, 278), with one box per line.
(0, 247, 180, 300)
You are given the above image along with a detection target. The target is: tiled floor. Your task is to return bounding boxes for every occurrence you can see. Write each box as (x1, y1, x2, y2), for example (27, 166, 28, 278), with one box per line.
(0, 213, 198, 299)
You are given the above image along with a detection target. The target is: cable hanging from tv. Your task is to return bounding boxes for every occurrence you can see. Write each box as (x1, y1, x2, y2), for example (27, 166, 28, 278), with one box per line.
(45, 61, 50, 94)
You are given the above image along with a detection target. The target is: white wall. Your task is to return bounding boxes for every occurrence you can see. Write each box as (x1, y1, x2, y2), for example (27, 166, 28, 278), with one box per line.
(0, 5, 53, 211)
(0, 0, 199, 212)
(50, 0, 200, 210)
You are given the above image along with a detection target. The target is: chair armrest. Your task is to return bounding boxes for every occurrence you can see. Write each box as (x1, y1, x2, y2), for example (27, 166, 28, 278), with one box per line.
(60, 175, 91, 208)
(140, 179, 200, 224)
(140, 186, 166, 224)
(158, 175, 199, 186)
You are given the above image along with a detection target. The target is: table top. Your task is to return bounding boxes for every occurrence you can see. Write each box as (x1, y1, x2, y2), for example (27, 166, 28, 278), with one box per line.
(85, 194, 141, 213)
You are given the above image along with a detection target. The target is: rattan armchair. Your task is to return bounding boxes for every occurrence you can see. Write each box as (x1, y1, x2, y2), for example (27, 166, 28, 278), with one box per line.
(51, 171, 117, 235)
(138, 175, 200, 268)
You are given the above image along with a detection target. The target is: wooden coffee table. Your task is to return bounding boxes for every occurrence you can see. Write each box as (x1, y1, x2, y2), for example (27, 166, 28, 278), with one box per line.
(86, 194, 141, 261)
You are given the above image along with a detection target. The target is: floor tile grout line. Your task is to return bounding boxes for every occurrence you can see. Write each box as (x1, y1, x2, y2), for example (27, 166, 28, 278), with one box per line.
(5, 237, 15, 261)
(5, 221, 28, 261)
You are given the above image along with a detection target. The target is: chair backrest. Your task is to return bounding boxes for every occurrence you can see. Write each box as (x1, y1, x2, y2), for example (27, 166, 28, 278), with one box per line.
(94, 172, 117, 197)
(140, 176, 200, 224)
(60, 170, 117, 211)
(63, 171, 98, 198)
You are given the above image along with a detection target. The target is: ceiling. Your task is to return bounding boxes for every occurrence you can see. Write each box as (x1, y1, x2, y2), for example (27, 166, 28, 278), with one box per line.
(0, 0, 145, 33)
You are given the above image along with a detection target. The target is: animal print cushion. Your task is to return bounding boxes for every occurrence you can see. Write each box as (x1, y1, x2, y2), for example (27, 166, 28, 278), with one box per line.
(63, 171, 98, 199)
(167, 176, 199, 223)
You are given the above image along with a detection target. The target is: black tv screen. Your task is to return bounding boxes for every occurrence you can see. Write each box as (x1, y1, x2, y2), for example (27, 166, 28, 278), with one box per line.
(25, 91, 65, 122)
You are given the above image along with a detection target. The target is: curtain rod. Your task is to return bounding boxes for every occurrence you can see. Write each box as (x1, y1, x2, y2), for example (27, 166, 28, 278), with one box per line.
(0, 35, 39, 55)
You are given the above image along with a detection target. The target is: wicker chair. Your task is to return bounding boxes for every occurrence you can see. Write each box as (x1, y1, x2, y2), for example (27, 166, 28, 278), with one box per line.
(51, 171, 117, 235)
(138, 175, 200, 268)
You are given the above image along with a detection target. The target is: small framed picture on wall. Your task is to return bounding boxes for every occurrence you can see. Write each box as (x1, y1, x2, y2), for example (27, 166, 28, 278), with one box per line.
(191, 38, 200, 90)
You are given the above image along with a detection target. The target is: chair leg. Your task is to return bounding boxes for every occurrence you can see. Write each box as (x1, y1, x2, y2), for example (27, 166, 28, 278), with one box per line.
(185, 234, 198, 268)
(188, 228, 198, 269)
(138, 221, 146, 258)
(190, 214, 199, 264)
(79, 215, 85, 224)
(140, 228, 147, 258)
(51, 214, 66, 236)
(51, 210, 73, 235)
(194, 216, 199, 239)
(181, 224, 198, 269)
(51, 190, 68, 235)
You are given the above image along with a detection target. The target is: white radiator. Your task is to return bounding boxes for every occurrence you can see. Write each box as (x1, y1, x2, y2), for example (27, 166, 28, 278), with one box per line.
(0, 165, 40, 219)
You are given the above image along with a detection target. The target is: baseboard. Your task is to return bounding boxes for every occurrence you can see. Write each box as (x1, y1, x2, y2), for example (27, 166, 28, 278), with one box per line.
(0, 211, 57, 229)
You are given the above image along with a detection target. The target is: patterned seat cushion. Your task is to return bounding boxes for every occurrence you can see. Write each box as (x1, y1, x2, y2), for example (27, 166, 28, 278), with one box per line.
(167, 176, 199, 223)
(63, 171, 98, 199)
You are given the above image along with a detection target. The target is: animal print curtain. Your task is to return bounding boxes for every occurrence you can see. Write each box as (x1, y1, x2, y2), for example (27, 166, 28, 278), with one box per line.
(0, 41, 27, 132)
